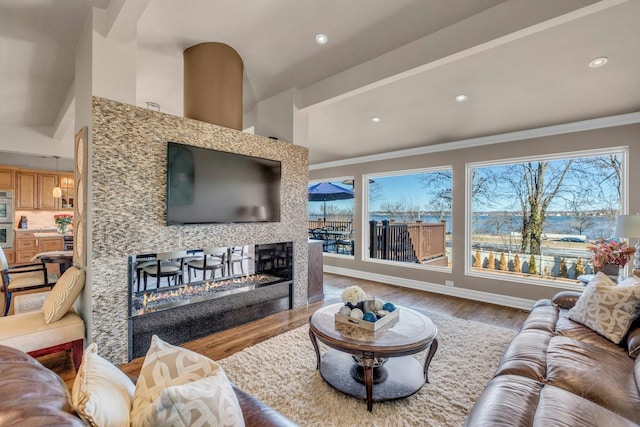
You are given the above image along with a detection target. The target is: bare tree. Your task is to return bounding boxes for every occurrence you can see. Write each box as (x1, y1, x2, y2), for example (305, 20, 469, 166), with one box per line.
(505, 160, 574, 255)
(379, 199, 421, 222)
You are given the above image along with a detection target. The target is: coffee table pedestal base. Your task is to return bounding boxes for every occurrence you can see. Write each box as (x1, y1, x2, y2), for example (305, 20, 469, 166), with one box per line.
(320, 350, 428, 411)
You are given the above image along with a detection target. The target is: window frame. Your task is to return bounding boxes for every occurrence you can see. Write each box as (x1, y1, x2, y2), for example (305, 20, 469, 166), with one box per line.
(464, 146, 629, 289)
(308, 176, 356, 259)
(363, 166, 453, 272)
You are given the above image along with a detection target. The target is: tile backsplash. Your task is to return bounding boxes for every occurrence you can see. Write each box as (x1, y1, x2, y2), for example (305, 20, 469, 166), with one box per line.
(14, 210, 70, 230)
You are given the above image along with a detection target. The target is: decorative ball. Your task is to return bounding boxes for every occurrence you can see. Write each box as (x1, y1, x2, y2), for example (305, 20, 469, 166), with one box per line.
(338, 306, 351, 316)
(382, 302, 396, 312)
(350, 308, 364, 320)
(375, 299, 384, 311)
(345, 302, 356, 310)
(362, 311, 377, 322)
(377, 310, 390, 317)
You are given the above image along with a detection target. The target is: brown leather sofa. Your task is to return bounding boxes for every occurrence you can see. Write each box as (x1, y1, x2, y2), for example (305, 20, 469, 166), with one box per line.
(465, 291, 640, 427)
(0, 345, 298, 427)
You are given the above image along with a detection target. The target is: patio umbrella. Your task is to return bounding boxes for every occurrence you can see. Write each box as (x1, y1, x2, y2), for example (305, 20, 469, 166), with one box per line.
(308, 182, 355, 222)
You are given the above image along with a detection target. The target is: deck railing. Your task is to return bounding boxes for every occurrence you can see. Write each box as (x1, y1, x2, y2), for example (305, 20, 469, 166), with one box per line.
(369, 220, 417, 262)
(369, 220, 446, 263)
(308, 220, 352, 232)
(406, 221, 446, 261)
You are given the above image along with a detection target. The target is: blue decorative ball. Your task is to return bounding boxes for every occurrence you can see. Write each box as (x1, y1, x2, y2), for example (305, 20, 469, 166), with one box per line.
(382, 302, 396, 312)
(362, 311, 377, 322)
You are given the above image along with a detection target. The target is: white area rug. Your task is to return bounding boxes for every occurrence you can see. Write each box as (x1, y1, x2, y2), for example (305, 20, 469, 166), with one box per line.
(218, 312, 516, 427)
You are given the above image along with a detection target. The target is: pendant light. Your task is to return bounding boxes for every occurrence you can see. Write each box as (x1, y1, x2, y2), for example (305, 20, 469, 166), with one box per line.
(52, 156, 62, 198)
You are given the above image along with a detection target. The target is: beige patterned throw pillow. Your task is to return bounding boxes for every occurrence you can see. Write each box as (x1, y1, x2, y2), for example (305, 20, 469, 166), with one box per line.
(131, 335, 245, 427)
(568, 275, 640, 344)
(42, 266, 85, 324)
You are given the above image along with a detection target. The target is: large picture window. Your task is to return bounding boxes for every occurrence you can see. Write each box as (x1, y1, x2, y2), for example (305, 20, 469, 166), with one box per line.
(308, 179, 355, 256)
(467, 148, 627, 285)
(365, 168, 452, 268)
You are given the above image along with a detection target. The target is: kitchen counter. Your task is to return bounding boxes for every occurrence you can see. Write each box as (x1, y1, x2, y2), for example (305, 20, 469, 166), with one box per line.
(34, 232, 70, 238)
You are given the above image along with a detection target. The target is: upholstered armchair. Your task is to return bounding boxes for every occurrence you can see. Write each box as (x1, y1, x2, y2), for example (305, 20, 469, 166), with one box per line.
(0, 265, 86, 371)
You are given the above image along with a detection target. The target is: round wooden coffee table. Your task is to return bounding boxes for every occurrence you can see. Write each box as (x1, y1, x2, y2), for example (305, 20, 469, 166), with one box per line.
(309, 303, 438, 412)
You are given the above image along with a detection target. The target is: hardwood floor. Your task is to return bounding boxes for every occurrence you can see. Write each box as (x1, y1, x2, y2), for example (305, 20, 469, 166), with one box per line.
(37, 273, 530, 390)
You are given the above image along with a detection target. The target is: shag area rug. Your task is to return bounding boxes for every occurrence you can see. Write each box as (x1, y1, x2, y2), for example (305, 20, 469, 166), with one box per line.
(218, 312, 516, 427)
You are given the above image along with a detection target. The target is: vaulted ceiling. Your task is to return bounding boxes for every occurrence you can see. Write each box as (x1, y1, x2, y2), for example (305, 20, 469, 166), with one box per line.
(1, 0, 639, 165)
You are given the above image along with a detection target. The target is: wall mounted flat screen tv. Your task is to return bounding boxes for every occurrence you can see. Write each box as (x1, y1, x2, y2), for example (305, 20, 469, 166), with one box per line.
(166, 142, 281, 224)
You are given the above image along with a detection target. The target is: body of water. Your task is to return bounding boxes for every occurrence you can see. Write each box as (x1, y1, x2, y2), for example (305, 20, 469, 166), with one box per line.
(310, 214, 616, 241)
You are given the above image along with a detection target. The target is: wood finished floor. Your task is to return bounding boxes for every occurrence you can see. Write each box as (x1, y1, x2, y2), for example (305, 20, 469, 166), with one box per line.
(35, 273, 530, 390)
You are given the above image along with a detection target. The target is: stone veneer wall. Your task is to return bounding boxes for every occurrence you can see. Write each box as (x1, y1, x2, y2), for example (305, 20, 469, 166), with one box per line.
(91, 97, 309, 364)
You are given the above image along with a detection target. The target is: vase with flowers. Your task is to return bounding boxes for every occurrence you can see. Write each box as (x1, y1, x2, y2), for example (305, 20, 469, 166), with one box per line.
(588, 237, 635, 280)
(54, 213, 73, 234)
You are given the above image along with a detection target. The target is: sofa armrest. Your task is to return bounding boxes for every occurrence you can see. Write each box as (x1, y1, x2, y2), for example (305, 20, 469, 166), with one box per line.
(232, 385, 299, 427)
(552, 291, 582, 309)
(626, 318, 640, 359)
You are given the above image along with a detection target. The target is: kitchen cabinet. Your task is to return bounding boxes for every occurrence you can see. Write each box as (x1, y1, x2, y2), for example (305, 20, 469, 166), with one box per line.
(16, 172, 37, 209)
(3, 248, 15, 266)
(59, 174, 74, 209)
(0, 168, 14, 190)
(38, 173, 58, 210)
(38, 236, 64, 252)
(12, 169, 73, 210)
(15, 231, 37, 264)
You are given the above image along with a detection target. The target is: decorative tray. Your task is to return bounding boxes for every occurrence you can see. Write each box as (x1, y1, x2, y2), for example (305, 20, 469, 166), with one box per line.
(335, 308, 399, 331)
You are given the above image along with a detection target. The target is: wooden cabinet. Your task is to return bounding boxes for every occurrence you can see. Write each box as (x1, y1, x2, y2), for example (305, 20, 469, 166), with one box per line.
(39, 236, 63, 252)
(59, 174, 74, 209)
(0, 168, 14, 189)
(15, 232, 64, 265)
(3, 248, 15, 266)
(38, 173, 58, 210)
(12, 169, 73, 210)
(16, 172, 37, 209)
(15, 231, 37, 264)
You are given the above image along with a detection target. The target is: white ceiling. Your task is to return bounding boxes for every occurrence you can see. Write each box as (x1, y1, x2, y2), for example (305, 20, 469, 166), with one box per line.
(1, 0, 639, 165)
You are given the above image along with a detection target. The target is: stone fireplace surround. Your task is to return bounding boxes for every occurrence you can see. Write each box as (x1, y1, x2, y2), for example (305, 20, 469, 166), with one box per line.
(88, 97, 309, 364)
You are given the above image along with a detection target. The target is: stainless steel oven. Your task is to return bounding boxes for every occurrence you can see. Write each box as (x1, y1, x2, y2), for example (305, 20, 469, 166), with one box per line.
(0, 223, 13, 249)
(0, 191, 13, 223)
(0, 191, 14, 249)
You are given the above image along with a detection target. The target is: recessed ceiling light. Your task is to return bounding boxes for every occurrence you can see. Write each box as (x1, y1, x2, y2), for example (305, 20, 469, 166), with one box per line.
(455, 94, 468, 102)
(371, 117, 381, 123)
(315, 34, 328, 45)
(588, 57, 608, 68)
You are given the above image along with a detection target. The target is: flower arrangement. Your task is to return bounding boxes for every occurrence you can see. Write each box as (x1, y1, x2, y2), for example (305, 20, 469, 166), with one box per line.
(589, 238, 635, 269)
(54, 213, 73, 233)
(341, 285, 367, 305)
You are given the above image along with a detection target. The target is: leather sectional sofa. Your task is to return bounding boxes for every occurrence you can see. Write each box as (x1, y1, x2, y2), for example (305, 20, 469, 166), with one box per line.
(465, 291, 640, 426)
(0, 344, 298, 426)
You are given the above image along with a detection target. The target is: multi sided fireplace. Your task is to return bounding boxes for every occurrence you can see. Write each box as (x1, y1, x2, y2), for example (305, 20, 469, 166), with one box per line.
(127, 242, 293, 360)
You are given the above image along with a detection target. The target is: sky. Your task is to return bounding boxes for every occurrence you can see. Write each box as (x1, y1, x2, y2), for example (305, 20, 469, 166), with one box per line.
(309, 153, 622, 217)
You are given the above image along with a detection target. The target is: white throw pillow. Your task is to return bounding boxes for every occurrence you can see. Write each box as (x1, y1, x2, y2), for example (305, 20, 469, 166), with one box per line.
(71, 342, 136, 427)
(131, 335, 244, 427)
(42, 266, 85, 324)
(568, 275, 640, 344)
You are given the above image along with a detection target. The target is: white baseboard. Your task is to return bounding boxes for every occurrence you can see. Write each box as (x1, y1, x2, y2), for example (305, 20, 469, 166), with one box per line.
(323, 265, 536, 311)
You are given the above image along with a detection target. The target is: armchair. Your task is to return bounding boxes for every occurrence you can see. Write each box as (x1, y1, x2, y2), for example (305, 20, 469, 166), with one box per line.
(1, 247, 57, 316)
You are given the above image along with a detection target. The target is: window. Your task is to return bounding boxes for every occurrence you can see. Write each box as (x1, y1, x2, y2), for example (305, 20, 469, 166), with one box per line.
(365, 168, 452, 268)
(467, 148, 627, 285)
(308, 179, 355, 256)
